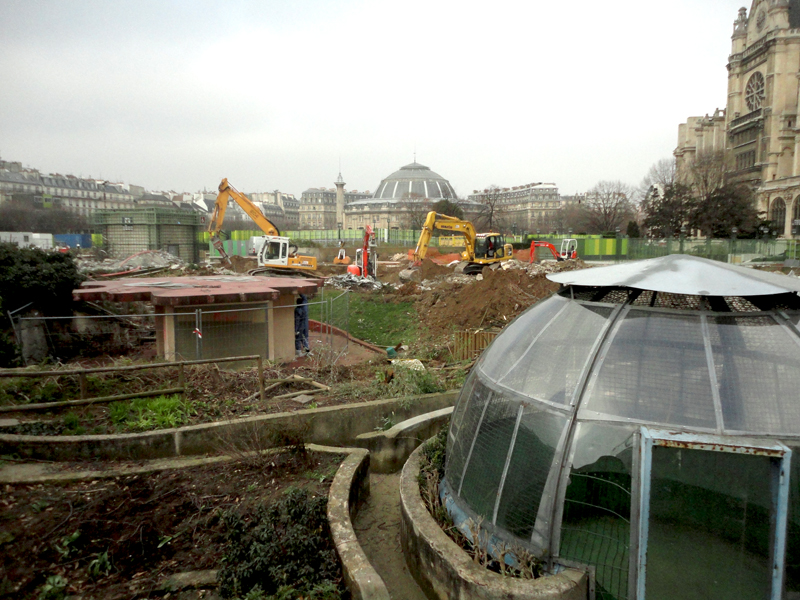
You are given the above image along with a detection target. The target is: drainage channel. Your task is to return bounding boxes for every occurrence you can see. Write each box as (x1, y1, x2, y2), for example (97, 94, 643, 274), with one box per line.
(353, 473, 428, 600)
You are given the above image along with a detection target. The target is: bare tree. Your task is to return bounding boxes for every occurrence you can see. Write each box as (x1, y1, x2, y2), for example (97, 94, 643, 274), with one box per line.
(638, 157, 676, 202)
(474, 185, 508, 232)
(399, 194, 432, 229)
(641, 151, 761, 238)
(0, 204, 88, 233)
(582, 181, 636, 233)
(685, 150, 730, 203)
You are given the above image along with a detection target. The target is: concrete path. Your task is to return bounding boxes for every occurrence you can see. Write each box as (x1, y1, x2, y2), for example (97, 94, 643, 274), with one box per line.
(353, 473, 428, 600)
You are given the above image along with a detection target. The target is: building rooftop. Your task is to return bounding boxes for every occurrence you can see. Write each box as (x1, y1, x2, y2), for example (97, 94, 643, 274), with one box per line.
(74, 276, 322, 306)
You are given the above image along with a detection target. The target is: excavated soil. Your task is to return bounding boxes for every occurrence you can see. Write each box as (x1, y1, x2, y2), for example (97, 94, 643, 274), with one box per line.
(0, 451, 343, 600)
(412, 260, 588, 336)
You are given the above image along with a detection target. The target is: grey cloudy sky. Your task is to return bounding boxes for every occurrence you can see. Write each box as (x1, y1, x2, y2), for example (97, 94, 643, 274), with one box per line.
(0, 0, 746, 198)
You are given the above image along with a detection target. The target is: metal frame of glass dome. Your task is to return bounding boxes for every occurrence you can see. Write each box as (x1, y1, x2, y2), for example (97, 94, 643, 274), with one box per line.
(441, 256, 800, 600)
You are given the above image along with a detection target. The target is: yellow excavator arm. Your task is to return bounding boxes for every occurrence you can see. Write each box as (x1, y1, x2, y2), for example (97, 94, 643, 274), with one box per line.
(208, 178, 280, 244)
(412, 212, 477, 263)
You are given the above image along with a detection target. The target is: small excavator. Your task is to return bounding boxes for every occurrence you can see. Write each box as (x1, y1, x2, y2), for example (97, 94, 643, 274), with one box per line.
(409, 211, 513, 275)
(347, 225, 378, 279)
(529, 239, 578, 263)
(333, 240, 351, 265)
(207, 179, 318, 276)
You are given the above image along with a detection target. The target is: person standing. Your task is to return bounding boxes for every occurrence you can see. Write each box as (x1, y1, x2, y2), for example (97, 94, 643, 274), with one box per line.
(294, 294, 310, 356)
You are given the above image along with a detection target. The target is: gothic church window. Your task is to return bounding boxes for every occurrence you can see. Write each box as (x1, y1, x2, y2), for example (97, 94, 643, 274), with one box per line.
(746, 72, 765, 111)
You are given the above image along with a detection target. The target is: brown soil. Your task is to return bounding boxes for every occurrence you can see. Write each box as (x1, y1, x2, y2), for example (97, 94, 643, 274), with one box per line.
(419, 258, 453, 279)
(415, 268, 552, 335)
(0, 451, 342, 600)
(412, 260, 588, 338)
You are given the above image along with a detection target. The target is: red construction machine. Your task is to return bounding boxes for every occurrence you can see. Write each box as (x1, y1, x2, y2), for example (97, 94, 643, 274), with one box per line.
(530, 239, 578, 263)
(347, 225, 378, 279)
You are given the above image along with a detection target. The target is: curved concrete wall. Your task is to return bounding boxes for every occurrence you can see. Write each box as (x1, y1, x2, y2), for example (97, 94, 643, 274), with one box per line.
(400, 444, 588, 600)
(0, 391, 458, 462)
(327, 448, 391, 600)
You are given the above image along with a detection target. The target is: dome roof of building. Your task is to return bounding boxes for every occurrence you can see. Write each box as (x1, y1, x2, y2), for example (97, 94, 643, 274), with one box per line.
(371, 161, 457, 202)
(548, 254, 800, 296)
(443, 255, 800, 598)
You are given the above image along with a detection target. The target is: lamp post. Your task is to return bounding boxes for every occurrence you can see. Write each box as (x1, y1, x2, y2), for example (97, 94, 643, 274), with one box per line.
(337, 222, 342, 241)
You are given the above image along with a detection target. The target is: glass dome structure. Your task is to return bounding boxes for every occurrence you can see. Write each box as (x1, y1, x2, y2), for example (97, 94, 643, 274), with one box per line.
(442, 255, 800, 600)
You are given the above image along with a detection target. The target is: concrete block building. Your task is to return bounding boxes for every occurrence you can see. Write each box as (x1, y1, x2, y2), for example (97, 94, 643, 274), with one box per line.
(92, 208, 202, 263)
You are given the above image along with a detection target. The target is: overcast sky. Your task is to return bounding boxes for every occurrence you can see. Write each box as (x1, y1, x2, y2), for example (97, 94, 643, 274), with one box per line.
(0, 0, 748, 198)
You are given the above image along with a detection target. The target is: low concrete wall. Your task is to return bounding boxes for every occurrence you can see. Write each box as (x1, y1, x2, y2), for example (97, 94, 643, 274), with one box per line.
(400, 444, 588, 600)
(0, 443, 384, 600)
(327, 448, 391, 600)
(355, 406, 453, 474)
(0, 391, 459, 462)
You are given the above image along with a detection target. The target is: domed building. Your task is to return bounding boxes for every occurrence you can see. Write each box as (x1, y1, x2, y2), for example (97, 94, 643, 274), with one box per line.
(442, 255, 800, 600)
(343, 161, 477, 230)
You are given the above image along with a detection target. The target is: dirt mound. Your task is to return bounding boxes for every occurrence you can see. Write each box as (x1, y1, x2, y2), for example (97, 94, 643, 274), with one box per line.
(420, 258, 453, 279)
(414, 259, 589, 337)
(229, 255, 258, 273)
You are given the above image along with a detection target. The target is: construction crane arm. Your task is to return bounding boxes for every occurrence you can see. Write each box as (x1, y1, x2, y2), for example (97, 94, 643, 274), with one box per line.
(412, 212, 477, 263)
(207, 178, 280, 244)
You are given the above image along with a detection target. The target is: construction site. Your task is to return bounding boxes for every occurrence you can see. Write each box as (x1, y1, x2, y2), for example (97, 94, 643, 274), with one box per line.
(3, 201, 800, 600)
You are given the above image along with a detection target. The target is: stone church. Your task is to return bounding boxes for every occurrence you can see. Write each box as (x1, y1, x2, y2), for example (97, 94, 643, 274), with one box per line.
(675, 0, 800, 237)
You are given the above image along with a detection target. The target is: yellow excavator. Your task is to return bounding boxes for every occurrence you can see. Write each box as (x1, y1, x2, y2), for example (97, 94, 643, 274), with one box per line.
(410, 211, 513, 275)
(207, 179, 318, 276)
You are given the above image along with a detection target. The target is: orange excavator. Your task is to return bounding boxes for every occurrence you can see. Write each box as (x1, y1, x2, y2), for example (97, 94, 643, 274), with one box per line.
(530, 239, 578, 263)
(347, 225, 378, 279)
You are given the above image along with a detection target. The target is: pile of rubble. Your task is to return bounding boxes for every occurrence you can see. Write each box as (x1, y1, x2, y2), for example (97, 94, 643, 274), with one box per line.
(324, 273, 386, 291)
(78, 250, 185, 276)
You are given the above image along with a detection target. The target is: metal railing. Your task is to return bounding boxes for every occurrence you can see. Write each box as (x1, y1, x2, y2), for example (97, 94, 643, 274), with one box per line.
(12, 291, 350, 366)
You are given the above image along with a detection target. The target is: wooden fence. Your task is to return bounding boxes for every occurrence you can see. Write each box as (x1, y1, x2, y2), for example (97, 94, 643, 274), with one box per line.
(452, 330, 499, 361)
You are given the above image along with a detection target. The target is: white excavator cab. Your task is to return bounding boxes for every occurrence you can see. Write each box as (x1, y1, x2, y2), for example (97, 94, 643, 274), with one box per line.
(256, 236, 291, 267)
(560, 238, 578, 260)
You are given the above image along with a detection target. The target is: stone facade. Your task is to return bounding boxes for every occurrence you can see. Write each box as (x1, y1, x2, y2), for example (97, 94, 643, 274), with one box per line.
(299, 185, 370, 229)
(676, 0, 800, 237)
(467, 183, 561, 232)
(0, 160, 134, 216)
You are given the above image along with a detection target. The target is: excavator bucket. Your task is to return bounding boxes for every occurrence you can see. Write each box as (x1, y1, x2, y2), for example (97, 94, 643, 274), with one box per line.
(211, 237, 233, 269)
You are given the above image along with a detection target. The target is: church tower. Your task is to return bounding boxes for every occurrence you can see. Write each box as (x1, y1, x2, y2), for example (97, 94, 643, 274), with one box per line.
(724, 0, 800, 236)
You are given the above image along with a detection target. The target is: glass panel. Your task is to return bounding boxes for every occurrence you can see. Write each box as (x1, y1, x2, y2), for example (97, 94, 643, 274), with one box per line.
(458, 392, 520, 519)
(411, 180, 425, 198)
(708, 315, 800, 433)
(496, 302, 612, 406)
(441, 183, 452, 199)
(480, 295, 568, 381)
(395, 181, 410, 199)
(494, 404, 567, 541)
(374, 182, 386, 198)
(448, 369, 478, 444)
(425, 180, 441, 198)
(646, 446, 774, 600)
(560, 423, 634, 600)
(445, 377, 492, 494)
(581, 311, 716, 428)
(380, 181, 396, 199)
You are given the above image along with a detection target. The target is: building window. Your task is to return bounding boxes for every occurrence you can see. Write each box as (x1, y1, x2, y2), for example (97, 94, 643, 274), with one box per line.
(745, 72, 765, 111)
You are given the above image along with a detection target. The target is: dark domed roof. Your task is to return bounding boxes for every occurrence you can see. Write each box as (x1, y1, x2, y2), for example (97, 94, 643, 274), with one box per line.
(371, 161, 457, 202)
